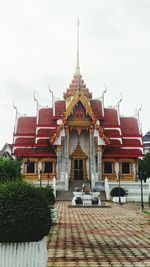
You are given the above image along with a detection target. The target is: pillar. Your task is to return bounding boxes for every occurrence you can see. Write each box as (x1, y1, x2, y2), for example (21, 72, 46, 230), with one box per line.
(65, 127, 69, 175)
(56, 145, 62, 180)
(97, 145, 102, 180)
(89, 128, 95, 178)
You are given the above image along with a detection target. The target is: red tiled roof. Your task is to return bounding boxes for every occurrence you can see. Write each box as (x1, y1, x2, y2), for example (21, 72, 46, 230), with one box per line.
(104, 108, 119, 126)
(16, 117, 36, 134)
(120, 117, 140, 136)
(36, 139, 50, 145)
(123, 139, 142, 146)
(37, 129, 51, 136)
(38, 108, 53, 125)
(104, 129, 121, 137)
(90, 100, 103, 117)
(103, 148, 143, 158)
(55, 101, 66, 116)
(109, 139, 122, 145)
(15, 138, 35, 145)
(13, 147, 56, 157)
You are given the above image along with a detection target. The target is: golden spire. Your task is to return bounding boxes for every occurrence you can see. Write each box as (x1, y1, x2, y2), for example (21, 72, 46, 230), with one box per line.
(75, 18, 80, 76)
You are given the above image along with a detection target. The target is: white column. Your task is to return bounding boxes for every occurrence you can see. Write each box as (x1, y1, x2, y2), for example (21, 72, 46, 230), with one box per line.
(89, 128, 95, 178)
(97, 146, 102, 180)
(56, 145, 62, 180)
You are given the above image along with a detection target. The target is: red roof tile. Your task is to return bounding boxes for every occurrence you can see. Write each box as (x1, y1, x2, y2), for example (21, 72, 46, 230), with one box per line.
(36, 139, 50, 145)
(37, 129, 51, 136)
(55, 101, 66, 116)
(16, 117, 36, 134)
(13, 146, 56, 157)
(15, 138, 35, 145)
(90, 100, 103, 117)
(104, 108, 119, 126)
(123, 139, 143, 146)
(109, 139, 122, 145)
(120, 117, 140, 136)
(38, 108, 53, 125)
(104, 129, 121, 137)
(103, 148, 143, 158)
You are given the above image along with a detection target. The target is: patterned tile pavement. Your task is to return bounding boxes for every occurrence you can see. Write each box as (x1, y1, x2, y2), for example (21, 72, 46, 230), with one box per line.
(47, 202, 150, 267)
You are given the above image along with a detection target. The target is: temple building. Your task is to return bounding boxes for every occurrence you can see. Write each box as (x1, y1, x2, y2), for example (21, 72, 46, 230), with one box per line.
(12, 22, 144, 188)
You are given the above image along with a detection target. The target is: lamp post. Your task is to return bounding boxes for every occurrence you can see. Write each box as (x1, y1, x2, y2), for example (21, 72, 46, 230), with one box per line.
(140, 175, 144, 211)
(139, 170, 145, 211)
(39, 170, 42, 187)
(118, 174, 122, 205)
(38, 162, 42, 187)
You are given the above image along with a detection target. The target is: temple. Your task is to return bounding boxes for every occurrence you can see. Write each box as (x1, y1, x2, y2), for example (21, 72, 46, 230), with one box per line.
(12, 21, 144, 188)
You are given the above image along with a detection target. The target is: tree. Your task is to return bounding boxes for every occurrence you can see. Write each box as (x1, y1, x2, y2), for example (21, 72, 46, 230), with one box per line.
(138, 152, 150, 182)
(0, 157, 22, 182)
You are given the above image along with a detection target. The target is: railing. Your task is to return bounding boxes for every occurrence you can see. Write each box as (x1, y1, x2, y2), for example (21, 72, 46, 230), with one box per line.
(105, 178, 150, 202)
(0, 237, 47, 267)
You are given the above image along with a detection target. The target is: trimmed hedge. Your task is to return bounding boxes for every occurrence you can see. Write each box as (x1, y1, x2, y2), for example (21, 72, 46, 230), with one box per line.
(39, 186, 55, 206)
(0, 181, 52, 242)
(0, 157, 22, 182)
(110, 187, 126, 197)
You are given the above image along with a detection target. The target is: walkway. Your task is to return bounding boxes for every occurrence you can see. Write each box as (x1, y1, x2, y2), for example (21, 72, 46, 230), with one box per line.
(47, 202, 150, 267)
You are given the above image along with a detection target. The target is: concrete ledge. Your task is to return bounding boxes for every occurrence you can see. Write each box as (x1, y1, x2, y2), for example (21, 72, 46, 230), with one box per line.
(68, 204, 111, 208)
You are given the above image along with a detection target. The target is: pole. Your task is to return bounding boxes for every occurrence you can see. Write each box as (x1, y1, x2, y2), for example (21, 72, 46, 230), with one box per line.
(40, 170, 42, 187)
(140, 177, 144, 211)
(118, 175, 122, 205)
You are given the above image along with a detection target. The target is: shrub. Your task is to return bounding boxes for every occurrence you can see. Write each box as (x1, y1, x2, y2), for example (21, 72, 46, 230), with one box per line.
(0, 157, 22, 182)
(110, 187, 126, 197)
(39, 186, 55, 206)
(0, 181, 52, 242)
(149, 195, 150, 207)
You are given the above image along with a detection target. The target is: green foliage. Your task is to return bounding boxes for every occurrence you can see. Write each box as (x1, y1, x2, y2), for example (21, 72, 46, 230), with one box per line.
(110, 187, 126, 197)
(138, 153, 150, 182)
(149, 195, 150, 207)
(0, 181, 52, 242)
(0, 157, 22, 182)
(39, 186, 55, 205)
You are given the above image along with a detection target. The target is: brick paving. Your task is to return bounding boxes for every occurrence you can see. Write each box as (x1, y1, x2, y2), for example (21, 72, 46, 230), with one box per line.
(47, 202, 150, 267)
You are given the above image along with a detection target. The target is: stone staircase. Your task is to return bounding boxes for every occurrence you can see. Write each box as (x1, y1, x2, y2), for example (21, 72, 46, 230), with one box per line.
(56, 180, 107, 202)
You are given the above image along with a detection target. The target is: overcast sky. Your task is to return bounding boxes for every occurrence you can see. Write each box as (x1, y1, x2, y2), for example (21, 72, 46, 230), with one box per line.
(0, 0, 150, 148)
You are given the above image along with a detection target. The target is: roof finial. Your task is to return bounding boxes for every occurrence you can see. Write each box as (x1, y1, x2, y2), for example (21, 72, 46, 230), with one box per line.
(75, 18, 80, 76)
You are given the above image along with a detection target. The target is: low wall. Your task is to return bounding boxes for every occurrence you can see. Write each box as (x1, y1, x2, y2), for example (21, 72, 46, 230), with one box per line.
(0, 236, 47, 267)
(105, 179, 150, 202)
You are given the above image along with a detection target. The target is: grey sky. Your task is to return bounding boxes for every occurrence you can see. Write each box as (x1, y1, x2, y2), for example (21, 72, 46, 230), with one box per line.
(0, 0, 150, 148)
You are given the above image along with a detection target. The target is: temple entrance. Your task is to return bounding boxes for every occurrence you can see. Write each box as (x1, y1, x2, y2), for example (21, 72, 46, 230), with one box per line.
(74, 159, 83, 180)
(70, 142, 88, 181)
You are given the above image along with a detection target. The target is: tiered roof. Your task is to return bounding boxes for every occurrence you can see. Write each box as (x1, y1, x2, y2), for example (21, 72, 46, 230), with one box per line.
(12, 73, 143, 159)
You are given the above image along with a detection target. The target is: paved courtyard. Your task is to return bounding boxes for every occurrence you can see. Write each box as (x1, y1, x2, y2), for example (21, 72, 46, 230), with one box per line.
(47, 202, 150, 267)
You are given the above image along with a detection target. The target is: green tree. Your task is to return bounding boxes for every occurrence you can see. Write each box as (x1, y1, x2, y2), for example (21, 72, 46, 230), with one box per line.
(138, 152, 150, 181)
(0, 157, 22, 182)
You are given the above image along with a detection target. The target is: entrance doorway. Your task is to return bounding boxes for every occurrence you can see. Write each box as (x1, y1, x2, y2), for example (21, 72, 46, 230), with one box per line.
(74, 159, 83, 180)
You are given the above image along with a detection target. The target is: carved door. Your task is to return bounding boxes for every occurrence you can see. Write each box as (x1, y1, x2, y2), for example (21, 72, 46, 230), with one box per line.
(74, 159, 83, 180)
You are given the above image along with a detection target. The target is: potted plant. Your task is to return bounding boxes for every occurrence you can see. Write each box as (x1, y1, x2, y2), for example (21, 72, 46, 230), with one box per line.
(0, 181, 54, 267)
(110, 187, 127, 203)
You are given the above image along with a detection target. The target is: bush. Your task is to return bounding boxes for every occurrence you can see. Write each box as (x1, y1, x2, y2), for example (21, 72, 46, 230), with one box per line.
(110, 187, 126, 197)
(0, 157, 22, 182)
(39, 186, 55, 206)
(149, 195, 150, 207)
(0, 181, 52, 242)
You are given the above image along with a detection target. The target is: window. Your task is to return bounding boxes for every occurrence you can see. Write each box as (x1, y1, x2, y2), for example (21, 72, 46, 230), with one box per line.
(26, 162, 35, 173)
(122, 162, 130, 174)
(104, 162, 112, 174)
(44, 162, 53, 173)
